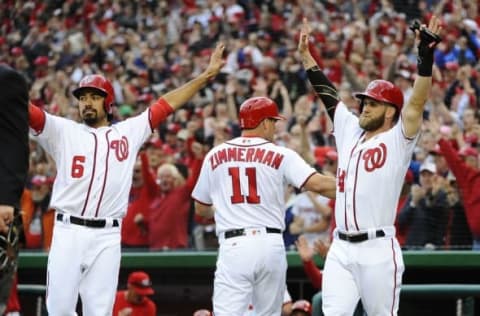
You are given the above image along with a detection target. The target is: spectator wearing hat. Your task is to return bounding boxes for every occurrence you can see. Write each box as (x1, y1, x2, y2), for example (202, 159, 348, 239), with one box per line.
(398, 161, 449, 250)
(429, 144, 450, 178)
(33, 56, 50, 79)
(145, 138, 174, 173)
(394, 169, 415, 247)
(438, 137, 480, 249)
(443, 170, 473, 250)
(112, 271, 156, 316)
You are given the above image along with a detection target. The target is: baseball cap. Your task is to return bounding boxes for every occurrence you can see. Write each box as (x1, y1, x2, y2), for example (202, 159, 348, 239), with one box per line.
(127, 271, 154, 296)
(34, 56, 49, 66)
(419, 161, 436, 174)
(291, 299, 312, 315)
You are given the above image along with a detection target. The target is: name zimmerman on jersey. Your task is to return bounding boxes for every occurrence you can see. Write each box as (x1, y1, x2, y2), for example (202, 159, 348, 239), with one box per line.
(209, 147, 284, 170)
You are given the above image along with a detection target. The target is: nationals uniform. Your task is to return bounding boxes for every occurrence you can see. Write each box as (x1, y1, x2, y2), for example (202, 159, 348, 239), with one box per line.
(321, 100, 419, 315)
(32, 110, 155, 314)
(192, 136, 317, 316)
(29, 75, 174, 315)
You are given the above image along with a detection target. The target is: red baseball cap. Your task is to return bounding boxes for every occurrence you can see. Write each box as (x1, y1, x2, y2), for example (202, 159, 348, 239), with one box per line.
(127, 271, 154, 296)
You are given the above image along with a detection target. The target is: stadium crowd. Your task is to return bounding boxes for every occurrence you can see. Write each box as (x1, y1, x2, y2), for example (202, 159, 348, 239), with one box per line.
(1, 0, 479, 255)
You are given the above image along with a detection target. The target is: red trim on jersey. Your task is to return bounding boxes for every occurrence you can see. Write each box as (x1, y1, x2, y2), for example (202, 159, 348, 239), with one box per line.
(192, 197, 213, 206)
(224, 140, 271, 147)
(95, 130, 112, 217)
(390, 238, 398, 315)
(352, 150, 362, 231)
(299, 171, 317, 190)
(81, 133, 98, 216)
(149, 98, 174, 129)
(344, 133, 364, 232)
(29, 102, 46, 133)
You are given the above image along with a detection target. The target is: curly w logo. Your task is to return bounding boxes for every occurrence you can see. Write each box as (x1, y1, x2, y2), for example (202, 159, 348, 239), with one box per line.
(110, 136, 129, 161)
(362, 143, 387, 172)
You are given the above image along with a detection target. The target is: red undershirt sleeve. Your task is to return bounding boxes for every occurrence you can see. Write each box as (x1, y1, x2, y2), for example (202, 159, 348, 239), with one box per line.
(29, 102, 46, 133)
(149, 98, 174, 129)
(302, 259, 323, 290)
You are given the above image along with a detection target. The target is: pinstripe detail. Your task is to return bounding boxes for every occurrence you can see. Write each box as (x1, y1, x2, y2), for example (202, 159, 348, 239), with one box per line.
(352, 150, 362, 231)
(390, 239, 398, 315)
(95, 130, 112, 217)
(81, 133, 98, 216)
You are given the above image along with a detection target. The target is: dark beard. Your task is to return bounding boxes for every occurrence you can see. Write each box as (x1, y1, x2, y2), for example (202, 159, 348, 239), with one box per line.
(83, 116, 99, 127)
(82, 109, 99, 126)
(359, 113, 385, 131)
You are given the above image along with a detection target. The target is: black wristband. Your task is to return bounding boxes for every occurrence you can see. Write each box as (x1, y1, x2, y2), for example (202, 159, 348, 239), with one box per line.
(417, 54, 434, 77)
(416, 28, 441, 77)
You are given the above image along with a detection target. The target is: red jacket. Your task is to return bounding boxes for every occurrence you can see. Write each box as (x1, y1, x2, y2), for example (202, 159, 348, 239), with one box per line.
(121, 153, 156, 247)
(438, 138, 480, 236)
(112, 291, 156, 316)
(144, 157, 203, 250)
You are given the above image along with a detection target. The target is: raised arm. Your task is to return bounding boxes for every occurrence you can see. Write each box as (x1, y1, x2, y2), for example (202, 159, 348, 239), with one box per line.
(298, 18, 340, 122)
(402, 16, 442, 138)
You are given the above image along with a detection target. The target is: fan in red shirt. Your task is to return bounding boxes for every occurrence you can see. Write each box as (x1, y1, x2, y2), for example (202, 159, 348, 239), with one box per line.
(143, 141, 205, 250)
(121, 153, 156, 248)
(112, 271, 156, 316)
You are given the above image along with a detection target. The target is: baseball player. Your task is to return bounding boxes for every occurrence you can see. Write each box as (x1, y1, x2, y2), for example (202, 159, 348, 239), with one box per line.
(28, 43, 225, 315)
(112, 270, 156, 316)
(0, 65, 29, 315)
(299, 17, 441, 315)
(192, 96, 336, 316)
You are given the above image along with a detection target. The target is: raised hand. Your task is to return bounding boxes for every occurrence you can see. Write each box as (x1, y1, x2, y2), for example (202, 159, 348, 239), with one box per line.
(204, 43, 226, 80)
(298, 18, 311, 56)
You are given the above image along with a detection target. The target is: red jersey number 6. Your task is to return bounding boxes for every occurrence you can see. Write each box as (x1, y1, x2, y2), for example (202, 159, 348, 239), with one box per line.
(71, 155, 86, 178)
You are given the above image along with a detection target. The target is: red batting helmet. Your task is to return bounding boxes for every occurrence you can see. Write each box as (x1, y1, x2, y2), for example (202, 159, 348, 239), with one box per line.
(291, 299, 312, 315)
(354, 80, 404, 111)
(73, 74, 115, 114)
(239, 97, 285, 129)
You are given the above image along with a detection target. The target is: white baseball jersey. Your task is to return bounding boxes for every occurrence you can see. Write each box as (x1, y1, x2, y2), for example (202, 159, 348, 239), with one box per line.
(333, 101, 419, 232)
(31, 110, 152, 218)
(192, 136, 317, 234)
(322, 101, 415, 316)
(31, 109, 154, 315)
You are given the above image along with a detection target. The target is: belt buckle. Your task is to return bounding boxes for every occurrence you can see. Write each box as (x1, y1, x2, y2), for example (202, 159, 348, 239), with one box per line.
(345, 233, 356, 242)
